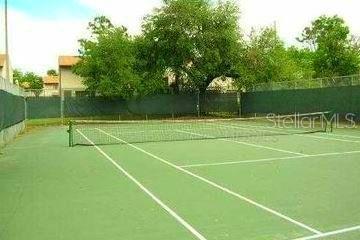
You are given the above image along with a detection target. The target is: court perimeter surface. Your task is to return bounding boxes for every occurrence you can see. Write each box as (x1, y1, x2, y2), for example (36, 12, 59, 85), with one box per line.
(1, 125, 360, 240)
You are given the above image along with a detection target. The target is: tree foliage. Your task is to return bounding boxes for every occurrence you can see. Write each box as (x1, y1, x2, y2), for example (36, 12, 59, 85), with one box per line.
(74, 16, 141, 98)
(238, 27, 301, 88)
(299, 15, 360, 77)
(74, 6, 360, 95)
(13, 69, 43, 90)
(47, 69, 58, 76)
(287, 46, 315, 80)
(140, 0, 243, 93)
(13, 69, 23, 86)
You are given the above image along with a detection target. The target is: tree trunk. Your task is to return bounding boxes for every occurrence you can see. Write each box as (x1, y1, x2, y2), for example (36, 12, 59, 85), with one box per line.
(199, 76, 215, 94)
(170, 74, 181, 94)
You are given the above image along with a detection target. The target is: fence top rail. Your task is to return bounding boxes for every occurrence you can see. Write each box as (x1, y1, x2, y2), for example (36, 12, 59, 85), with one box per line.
(0, 76, 24, 96)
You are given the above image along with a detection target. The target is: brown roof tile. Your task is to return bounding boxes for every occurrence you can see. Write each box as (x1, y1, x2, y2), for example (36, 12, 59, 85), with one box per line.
(43, 75, 60, 84)
(59, 56, 80, 67)
(20, 82, 30, 88)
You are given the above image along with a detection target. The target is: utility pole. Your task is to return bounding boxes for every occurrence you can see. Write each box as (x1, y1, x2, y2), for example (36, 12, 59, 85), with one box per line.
(5, 0, 10, 82)
(273, 21, 277, 33)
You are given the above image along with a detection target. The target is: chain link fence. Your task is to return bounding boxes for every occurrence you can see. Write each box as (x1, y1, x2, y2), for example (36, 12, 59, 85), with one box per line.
(23, 74, 360, 121)
(249, 74, 360, 92)
(25, 91, 242, 120)
(0, 76, 24, 96)
(24, 89, 60, 97)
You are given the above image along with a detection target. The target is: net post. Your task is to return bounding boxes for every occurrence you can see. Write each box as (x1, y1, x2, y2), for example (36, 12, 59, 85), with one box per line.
(68, 121, 74, 147)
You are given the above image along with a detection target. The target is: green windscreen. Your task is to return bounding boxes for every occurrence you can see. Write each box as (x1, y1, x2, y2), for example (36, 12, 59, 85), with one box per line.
(26, 92, 240, 120)
(0, 90, 26, 131)
(26, 97, 61, 119)
(63, 93, 198, 118)
(241, 85, 360, 120)
(24, 85, 360, 121)
(200, 91, 239, 115)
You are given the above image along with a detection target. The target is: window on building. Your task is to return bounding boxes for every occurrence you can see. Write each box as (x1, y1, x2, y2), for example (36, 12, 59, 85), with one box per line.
(75, 91, 87, 97)
(63, 90, 72, 97)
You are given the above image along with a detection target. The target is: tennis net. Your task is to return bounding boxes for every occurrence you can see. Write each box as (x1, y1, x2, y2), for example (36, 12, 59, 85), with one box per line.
(68, 112, 332, 147)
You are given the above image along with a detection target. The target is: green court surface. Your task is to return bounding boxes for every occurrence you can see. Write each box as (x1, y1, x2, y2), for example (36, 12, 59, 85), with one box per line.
(1, 125, 360, 240)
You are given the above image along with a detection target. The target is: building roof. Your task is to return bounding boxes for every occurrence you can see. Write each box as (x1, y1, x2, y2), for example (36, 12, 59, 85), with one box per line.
(207, 77, 237, 92)
(0, 54, 7, 67)
(59, 56, 80, 67)
(20, 82, 30, 89)
(43, 75, 60, 84)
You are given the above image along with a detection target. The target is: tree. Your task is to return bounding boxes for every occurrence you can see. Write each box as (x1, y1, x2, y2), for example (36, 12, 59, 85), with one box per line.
(22, 72, 43, 90)
(47, 69, 58, 76)
(238, 27, 301, 89)
(13, 69, 43, 90)
(13, 69, 23, 85)
(298, 15, 360, 77)
(74, 16, 141, 98)
(140, 0, 243, 93)
(133, 36, 170, 95)
(14, 70, 43, 96)
(287, 46, 315, 80)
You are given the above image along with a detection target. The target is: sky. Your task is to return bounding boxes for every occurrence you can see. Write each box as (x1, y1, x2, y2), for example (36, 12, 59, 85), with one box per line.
(0, 0, 359, 75)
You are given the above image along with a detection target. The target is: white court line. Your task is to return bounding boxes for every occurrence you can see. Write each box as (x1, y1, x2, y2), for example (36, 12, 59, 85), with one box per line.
(97, 128, 322, 235)
(76, 129, 208, 240)
(292, 225, 360, 240)
(303, 134, 360, 143)
(80, 127, 217, 136)
(219, 123, 360, 144)
(181, 150, 360, 168)
(175, 129, 307, 157)
(327, 132, 360, 139)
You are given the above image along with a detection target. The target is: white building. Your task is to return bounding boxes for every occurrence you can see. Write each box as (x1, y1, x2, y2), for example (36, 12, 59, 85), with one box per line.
(59, 56, 86, 97)
(43, 75, 60, 96)
(207, 77, 237, 92)
(0, 54, 13, 83)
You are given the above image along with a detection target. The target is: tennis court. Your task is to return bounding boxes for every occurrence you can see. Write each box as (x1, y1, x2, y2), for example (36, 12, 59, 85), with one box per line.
(1, 114, 359, 240)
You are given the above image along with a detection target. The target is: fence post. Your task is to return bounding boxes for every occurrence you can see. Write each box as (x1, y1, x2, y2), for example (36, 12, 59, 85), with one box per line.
(60, 91, 64, 125)
(171, 88, 175, 119)
(196, 89, 200, 118)
(237, 91, 241, 117)
(24, 97, 28, 121)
